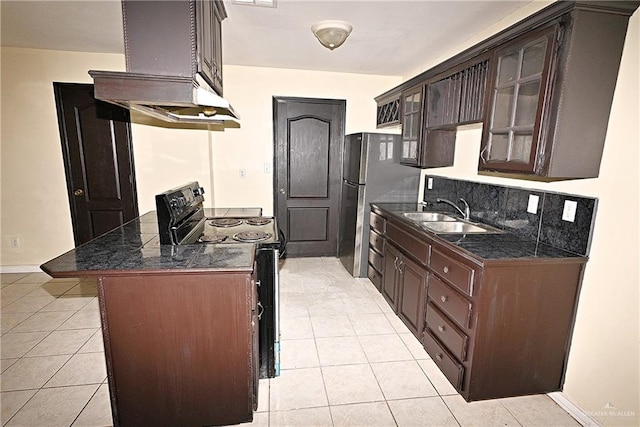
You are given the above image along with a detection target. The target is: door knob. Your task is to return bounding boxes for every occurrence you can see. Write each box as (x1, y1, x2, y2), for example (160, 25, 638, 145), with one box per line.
(74, 189, 84, 196)
(279, 188, 286, 195)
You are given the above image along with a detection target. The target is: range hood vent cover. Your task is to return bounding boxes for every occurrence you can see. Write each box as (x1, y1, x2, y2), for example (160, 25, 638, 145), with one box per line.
(89, 71, 239, 126)
(90, 0, 238, 127)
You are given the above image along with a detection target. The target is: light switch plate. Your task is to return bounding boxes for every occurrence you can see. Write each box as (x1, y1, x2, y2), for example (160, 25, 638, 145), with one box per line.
(562, 200, 577, 222)
(427, 178, 433, 190)
(239, 169, 246, 179)
(527, 194, 539, 214)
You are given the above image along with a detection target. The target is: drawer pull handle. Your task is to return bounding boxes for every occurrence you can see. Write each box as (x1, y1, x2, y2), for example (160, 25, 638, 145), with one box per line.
(443, 266, 450, 274)
(436, 353, 443, 361)
(440, 295, 448, 303)
(438, 325, 445, 333)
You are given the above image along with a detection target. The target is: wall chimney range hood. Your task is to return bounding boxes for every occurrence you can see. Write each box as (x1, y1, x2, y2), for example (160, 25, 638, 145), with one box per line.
(90, 0, 239, 127)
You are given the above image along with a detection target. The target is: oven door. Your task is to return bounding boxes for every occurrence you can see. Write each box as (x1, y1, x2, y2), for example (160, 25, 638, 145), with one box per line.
(256, 247, 280, 378)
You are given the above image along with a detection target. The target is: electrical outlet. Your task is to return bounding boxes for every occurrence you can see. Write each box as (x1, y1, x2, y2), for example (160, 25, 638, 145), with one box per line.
(264, 163, 271, 174)
(527, 194, 539, 214)
(10, 237, 19, 249)
(239, 169, 246, 179)
(427, 178, 434, 190)
(562, 200, 577, 222)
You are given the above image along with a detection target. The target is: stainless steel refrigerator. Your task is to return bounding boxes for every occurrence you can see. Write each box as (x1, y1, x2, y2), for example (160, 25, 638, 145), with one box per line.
(338, 132, 421, 277)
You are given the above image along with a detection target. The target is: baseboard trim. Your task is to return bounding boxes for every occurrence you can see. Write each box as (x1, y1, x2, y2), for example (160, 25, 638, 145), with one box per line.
(548, 392, 599, 426)
(0, 265, 42, 274)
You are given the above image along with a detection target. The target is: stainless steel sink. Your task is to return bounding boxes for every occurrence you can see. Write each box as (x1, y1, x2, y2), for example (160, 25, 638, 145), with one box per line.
(420, 220, 505, 235)
(402, 212, 457, 222)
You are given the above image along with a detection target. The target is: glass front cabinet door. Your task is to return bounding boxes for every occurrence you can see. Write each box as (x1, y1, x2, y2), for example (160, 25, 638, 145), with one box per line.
(479, 26, 557, 174)
(400, 85, 424, 166)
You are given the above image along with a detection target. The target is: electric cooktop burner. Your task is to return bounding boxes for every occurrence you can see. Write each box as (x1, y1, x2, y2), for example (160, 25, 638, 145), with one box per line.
(233, 231, 272, 243)
(246, 217, 272, 226)
(209, 218, 243, 227)
(198, 234, 228, 244)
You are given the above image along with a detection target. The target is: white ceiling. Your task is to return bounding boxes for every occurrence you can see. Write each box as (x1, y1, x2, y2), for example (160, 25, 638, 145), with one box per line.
(0, 0, 535, 77)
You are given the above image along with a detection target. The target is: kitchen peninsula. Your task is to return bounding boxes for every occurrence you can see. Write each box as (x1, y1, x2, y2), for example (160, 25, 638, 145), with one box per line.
(40, 210, 260, 427)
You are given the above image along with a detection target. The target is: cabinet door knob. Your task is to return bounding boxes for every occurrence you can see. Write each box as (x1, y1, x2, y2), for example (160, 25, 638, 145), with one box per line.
(438, 325, 445, 333)
(436, 353, 443, 361)
(279, 188, 286, 195)
(440, 295, 448, 303)
(443, 266, 450, 274)
(74, 189, 84, 196)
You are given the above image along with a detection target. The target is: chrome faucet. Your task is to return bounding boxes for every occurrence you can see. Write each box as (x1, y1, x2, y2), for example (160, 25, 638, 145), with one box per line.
(436, 198, 471, 220)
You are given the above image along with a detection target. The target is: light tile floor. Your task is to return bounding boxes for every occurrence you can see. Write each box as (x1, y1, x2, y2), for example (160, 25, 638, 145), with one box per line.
(0, 258, 582, 426)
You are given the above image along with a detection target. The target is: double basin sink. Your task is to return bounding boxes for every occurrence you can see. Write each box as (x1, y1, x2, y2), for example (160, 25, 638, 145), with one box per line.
(401, 212, 504, 235)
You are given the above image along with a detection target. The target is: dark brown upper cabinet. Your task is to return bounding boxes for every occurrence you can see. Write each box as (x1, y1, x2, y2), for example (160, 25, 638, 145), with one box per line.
(377, 1, 638, 180)
(376, 92, 401, 128)
(480, 26, 556, 173)
(426, 58, 489, 129)
(400, 84, 424, 166)
(400, 84, 456, 168)
(197, 0, 226, 96)
(480, 5, 635, 179)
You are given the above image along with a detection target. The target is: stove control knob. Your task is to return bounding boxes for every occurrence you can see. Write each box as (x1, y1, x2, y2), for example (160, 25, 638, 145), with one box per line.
(169, 199, 179, 209)
(193, 187, 205, 197)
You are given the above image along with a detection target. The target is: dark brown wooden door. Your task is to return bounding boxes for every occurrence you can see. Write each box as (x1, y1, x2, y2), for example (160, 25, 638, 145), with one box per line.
(273, 97, 345, 257)
(54, 83, 138, 246)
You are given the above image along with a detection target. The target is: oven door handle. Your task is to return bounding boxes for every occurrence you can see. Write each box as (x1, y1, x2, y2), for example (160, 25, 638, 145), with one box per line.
(257, 301, 264, 320)
(278, 229, 287, 258)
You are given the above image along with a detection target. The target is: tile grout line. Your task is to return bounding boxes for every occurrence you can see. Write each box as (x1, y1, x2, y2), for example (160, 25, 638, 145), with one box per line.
(1, 274, 104, 426)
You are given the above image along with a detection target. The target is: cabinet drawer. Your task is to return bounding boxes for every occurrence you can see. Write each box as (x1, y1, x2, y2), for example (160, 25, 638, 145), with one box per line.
(370, 211, 386, 234)
(426, 303, 468, 361)
(368, 249, 383, 274)
(422, 330, 464, 390)
(369, 229, 384, 255)
(430, 248, 475, 296)
(367, 264, 382, 290)
(428, 274, 472, 329)
(387, 222, 430, 265)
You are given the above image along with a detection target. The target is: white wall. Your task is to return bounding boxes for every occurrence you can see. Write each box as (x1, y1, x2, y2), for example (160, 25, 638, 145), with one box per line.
(1, 49, 126, 266)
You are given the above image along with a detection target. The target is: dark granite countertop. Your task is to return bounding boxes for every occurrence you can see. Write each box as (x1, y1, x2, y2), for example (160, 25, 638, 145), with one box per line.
(41, 211, 255, 278)
(372, 203, 587, 262)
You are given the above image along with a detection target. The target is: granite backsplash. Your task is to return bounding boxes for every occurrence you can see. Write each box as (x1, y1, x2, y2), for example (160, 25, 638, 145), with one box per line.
(422, 175, 597, 256)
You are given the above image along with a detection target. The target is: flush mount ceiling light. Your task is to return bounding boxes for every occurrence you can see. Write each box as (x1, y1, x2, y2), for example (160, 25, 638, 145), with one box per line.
(311, 20, 353, 50)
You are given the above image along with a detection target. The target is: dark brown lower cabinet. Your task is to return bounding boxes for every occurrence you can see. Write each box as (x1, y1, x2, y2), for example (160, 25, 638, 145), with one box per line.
(397, 255, 428, 337)
(370, 206, 587, 402)
(367, 213, 387, 291)
(98, 271, 258, 427)
(382, 242, 428, 339)
(382, 243, 402, 308)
